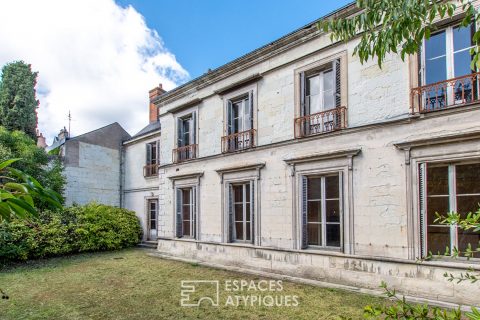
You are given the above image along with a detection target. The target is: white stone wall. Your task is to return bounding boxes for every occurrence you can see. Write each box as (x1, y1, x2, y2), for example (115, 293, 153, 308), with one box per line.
(64, 142, 121, 206)
(123, 135, 161, 238)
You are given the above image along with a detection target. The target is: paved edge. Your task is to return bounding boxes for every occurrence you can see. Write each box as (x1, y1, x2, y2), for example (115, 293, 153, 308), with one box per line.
(146, 251, 474, 312)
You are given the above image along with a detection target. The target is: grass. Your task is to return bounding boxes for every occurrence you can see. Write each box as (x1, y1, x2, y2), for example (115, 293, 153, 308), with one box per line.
(0, 248, 384, 319)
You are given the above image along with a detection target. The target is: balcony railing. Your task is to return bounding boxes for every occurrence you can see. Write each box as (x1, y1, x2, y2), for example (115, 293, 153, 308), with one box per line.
(143, 164, 158, 177)
(172, 144, 198, 163)
(294, 106, 347, 138)
(411, 72, 480, 113)
(221, 129, 256, 153)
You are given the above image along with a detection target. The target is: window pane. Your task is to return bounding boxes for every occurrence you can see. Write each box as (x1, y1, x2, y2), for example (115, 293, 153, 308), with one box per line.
(307, 223, 321, 246)
(325, 175, 339, 198)
(425, 56, 447, 85)
(308, 94, 321, 114)
(245, 202, 251, 222)
(183, 221, 190, 237)
(458, 228, 480, 258)
(427, 225, 450, 255)
(323, 90, 335, 110)
(454, 50, 473, 78)
(233, 185, 243, 202)
(425, 31, 446, 60)
(456, 163, 480, 194)
(326, 200, 340, 222)
(307, 75, 320, 95)
(182, 204, 190, 220)
(427, 166, 449, 195)
(307, 201, 321, 223)
(235, 222, 243, 240)
(453, 25, 472, 52)
(307, 177, 322, 199)
(456, 195, 480, 218)
(427, 196, 449, 225)
(326, 224, 340, 247)
(234, 204, 243, 221)
(323, 70, 333, 91)
(150, 217, 156, 230)
(245, 222, 251, 241)
(245, 184, 250, 202)
(182, 189, 191, 205)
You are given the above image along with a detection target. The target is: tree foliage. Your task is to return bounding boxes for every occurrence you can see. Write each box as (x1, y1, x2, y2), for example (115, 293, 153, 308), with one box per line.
(0, 126, 65, 209)
(0, 61, 39, 140)
(0, 159, 62, 221)
(320, 0, 479, 69)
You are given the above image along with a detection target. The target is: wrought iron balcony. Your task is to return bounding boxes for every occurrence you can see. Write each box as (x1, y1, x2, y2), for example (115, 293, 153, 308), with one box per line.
(294, 106, 347, 138)
(221, 129, 256, 153)
(172, 144, 198, 163)
(143, 164, 158, 178)
(411, 72, 480, 113)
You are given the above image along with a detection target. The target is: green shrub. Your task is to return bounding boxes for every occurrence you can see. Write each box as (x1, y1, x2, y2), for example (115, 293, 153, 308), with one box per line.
(0, 203, 142, 263)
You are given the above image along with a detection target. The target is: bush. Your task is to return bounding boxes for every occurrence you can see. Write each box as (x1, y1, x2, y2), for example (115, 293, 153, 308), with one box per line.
(0, 203, 142, 263)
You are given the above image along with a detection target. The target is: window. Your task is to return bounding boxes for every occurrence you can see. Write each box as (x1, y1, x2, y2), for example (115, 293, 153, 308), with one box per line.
(301, 173, 342, 249)
(228, 181, 254, 243)
(174, 112, 197, 162)
(419, 162, 480, 257)
(223, 92, 255, 152)
(144, 141, 159, 177)
(295, 59, 345, 137)
(147, 199, 158, 240)
(421, 23, 476, 110)
(175, 187, 196, 239)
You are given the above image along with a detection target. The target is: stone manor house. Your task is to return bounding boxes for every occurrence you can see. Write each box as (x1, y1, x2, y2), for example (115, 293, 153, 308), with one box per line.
(84, 2, 480, 306)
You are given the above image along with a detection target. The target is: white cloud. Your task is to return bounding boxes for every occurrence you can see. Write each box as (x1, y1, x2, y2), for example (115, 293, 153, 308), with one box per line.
(0, 0, 188, 142)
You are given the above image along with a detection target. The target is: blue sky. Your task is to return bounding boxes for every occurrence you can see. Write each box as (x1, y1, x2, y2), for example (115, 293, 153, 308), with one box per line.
(116, 0, 352, 80)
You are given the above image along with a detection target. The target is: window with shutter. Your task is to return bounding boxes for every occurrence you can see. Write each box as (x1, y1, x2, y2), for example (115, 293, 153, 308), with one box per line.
(420, 161, 480, 258)
(229, 182, 254, 243)
(302, 173, 342, 249)
(176, 187, 196, 239)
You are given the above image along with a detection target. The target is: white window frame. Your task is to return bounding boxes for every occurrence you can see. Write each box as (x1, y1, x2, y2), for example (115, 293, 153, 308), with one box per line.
(305, 68, 335, 115)
(222, 83, 258, 136)
(420, 161, 480, 257)
(179, 187, 196, 238)
(303, 173, 342, 249)
(420, 23, 476, 105)
(231, 182, 254, 243)
(174, 106, 198, 149)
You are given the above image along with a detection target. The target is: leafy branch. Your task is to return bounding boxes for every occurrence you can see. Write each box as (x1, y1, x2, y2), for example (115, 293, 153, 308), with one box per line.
(320, 0, 479, 69)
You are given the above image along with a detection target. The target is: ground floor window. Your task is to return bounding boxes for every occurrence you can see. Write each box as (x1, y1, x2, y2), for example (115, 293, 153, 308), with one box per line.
(420, 162, 480, 257)
(228, 181, 254, 243)
(176, 187, 196, 239)
(147, 199, 158, 240)
(302, 173, 342, 249)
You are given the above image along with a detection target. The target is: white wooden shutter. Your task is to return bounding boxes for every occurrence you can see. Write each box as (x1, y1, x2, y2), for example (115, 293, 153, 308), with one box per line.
(176, 188, 183, 238)
(250, 180, 255, 244)
(228, 184, 234, 242)
(419, 163, 427, 257)
(301, 176, 308, 249)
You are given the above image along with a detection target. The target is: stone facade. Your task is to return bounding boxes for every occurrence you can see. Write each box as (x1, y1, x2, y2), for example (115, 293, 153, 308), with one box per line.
(61, 123, 130, 206)
(122, 3, 480, 306)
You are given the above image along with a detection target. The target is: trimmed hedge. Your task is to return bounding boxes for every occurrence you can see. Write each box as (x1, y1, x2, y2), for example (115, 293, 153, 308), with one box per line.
(0, 203, 142, 262)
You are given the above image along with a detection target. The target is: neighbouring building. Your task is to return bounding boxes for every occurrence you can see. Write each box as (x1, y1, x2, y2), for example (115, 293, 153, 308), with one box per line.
(48, 123, 131, 206)
(122, 3, 480, 306)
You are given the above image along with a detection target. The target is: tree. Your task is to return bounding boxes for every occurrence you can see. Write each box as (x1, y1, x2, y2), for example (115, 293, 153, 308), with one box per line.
(0, 126, 65, 209)
(0, 61, 39, 140)
(320, 0, 479, 69)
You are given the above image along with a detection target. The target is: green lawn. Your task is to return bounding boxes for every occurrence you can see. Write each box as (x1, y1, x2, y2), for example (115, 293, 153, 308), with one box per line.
(0, 248, 383, 319)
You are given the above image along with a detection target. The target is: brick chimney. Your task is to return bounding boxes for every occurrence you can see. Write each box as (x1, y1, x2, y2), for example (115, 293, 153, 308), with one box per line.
(149, 84, 166, 123)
